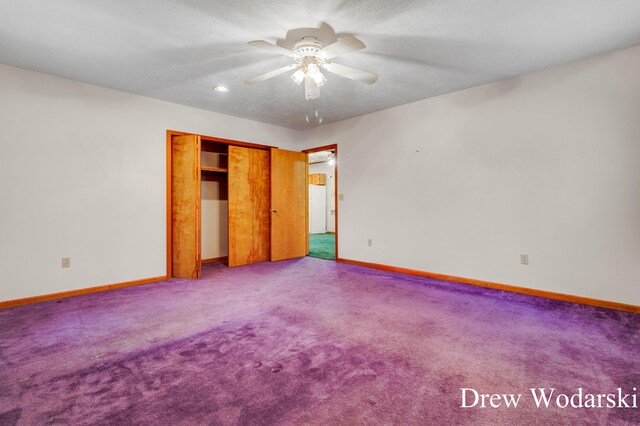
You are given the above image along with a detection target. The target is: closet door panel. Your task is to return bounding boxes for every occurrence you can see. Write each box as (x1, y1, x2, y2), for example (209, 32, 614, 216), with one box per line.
(270, 148, 308, 261)
(228, 146, 270, 266)
(171, 134, 201, 278)
(251, 149, 271, 262)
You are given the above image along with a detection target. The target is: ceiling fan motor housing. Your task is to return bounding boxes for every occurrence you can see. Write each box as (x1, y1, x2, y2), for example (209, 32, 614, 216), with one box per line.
(293, 37, 324, 58)
(293, 37, 328, 73)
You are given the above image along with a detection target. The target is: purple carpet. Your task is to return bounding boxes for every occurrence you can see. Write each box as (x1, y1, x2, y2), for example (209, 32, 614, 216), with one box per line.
(0, 257, 638, 425)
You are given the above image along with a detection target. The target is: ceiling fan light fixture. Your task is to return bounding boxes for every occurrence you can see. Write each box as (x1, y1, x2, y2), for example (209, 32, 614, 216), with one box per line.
(291, 69, 305, 85)
(306, 63, 320, 76)
(312, 72, 327, 87)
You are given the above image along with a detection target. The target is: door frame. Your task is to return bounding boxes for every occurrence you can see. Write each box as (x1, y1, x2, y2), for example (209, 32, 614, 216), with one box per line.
(302, 143, 339, 260)
(166, 130, 275, 278)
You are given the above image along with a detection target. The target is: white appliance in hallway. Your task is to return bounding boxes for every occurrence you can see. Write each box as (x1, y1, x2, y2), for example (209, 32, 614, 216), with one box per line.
(309, 184, 326, 234)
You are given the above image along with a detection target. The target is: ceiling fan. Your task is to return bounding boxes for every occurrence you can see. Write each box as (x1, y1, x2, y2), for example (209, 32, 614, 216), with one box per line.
(245, 34, 378, 100)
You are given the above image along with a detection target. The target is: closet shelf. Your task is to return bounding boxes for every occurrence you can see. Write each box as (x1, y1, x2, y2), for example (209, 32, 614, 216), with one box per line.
(201, 167, 228, 174)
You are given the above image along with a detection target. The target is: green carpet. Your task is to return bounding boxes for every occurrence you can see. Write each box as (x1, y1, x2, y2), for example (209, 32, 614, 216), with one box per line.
(309, 233, 335, 260)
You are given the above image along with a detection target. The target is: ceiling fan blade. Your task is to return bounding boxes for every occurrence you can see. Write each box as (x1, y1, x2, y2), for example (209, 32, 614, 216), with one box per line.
(323, 62, 378, 85)
(318, 35, 365, 59)
(248, 40, 296, 58)
(304, 76, 320, 100)
(245, 64, 298, 84)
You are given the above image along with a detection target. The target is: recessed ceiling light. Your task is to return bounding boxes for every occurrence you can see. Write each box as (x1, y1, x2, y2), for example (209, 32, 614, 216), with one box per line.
(213, 85, 229, 93)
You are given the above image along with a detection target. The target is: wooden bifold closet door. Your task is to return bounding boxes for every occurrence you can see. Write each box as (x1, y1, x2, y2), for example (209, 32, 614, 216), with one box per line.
(228, 146, 270, 267)
(170, 134, 201, 278)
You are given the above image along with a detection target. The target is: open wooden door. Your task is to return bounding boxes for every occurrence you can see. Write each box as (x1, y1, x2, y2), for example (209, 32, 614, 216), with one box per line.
(228, 146, 270, 267)
(270, 148, 308, 261)
(171, 134, 201, 278)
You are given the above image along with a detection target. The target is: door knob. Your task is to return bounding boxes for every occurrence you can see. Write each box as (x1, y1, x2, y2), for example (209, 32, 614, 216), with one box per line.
(271, 208, 278, 213)
(240, 209, 244, 213)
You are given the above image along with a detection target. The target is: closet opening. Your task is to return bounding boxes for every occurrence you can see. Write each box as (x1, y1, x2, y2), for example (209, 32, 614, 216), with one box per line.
(303, 144, 338, 261)
(200, 141, 229, 265)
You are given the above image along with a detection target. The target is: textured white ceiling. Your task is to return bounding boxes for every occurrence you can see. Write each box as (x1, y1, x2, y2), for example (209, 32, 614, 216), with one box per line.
(1, 0, 639, 129)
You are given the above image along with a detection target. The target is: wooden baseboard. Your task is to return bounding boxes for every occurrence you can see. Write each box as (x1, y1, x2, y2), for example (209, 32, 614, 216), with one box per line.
(0, 276, 167, 309)
(326, 231, 336, 235)
(201, 256, 228, 264)
(337, 258, 640, 314)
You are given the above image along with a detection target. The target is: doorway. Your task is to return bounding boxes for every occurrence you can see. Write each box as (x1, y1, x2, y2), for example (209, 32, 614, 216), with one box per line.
(303, 144, 338, 260)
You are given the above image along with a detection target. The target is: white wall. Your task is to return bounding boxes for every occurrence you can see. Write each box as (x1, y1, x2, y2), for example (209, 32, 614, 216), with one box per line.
(0, 64, 302, 301)
(201, 180, 228, 259)
(309, 161, 336, 233)
(308, 184, 327, 234)
(301, 45, 640, 306)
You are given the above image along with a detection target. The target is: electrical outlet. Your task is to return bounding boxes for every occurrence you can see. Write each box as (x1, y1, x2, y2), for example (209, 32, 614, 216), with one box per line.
(62, 257, 71, 268)
(368, 239, 373, 247)
(520, 254, 529, 265)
